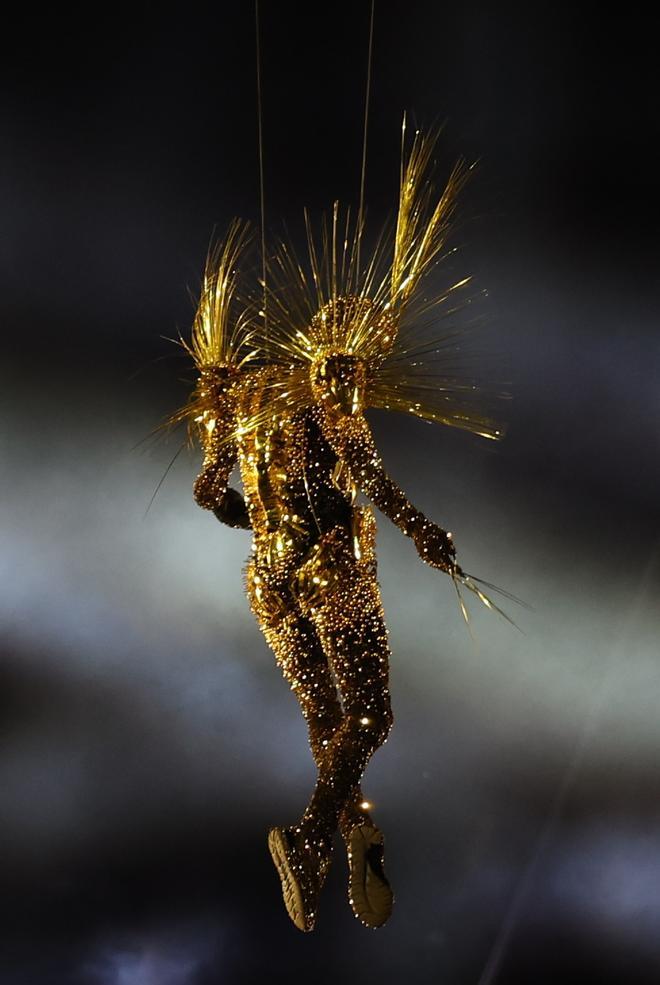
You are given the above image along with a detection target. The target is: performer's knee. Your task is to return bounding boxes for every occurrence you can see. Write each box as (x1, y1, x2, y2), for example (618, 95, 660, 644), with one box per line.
(355, 700, 393, 747)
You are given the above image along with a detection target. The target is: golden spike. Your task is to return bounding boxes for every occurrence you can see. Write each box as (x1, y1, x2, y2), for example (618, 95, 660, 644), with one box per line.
(190, 219, 254, 371)
(391, 128, 471, 310)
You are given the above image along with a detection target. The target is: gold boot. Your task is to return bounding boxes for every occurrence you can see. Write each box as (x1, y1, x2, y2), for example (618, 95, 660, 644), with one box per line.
(268, 827, 332, 932)
(347, 823, 394, 928)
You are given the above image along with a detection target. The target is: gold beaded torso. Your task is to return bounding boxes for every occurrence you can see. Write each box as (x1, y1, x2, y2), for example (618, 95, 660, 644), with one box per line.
(235, 369, 376, 603)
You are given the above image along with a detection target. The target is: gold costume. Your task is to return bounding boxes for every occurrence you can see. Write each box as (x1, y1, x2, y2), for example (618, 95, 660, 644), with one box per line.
(178, 129, 506, 932)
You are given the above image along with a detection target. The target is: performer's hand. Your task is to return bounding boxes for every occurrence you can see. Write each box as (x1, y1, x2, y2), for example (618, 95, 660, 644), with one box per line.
(412, 520, 458, 575)
(213, 487, 251, 530)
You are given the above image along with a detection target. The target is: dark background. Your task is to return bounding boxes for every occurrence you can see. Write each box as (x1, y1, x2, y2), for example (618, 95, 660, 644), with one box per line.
(2, 3, 660, 983)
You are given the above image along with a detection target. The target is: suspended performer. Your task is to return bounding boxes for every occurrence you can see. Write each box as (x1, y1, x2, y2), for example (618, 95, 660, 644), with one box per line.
(176, 128, 507, 932)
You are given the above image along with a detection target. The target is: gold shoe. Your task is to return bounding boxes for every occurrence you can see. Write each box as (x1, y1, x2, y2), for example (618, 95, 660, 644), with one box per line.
(347, 823, 394, 929)
(268, 827, 332, 932)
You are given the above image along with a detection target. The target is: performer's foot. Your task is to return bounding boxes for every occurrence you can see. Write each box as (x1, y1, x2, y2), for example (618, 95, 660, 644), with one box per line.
(268, 826, 332, 932)
(346, 823, 394, 929)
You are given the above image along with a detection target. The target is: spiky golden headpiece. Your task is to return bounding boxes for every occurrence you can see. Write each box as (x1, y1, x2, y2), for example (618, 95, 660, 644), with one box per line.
(178, 127, 506, 443)
(168, 219, 258, 435)
(186, 218, 256, 372)
(252, 126, 504, 440)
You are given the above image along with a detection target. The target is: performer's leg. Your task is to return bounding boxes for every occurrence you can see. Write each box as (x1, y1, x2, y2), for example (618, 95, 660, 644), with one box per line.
(247, 560, 388, 930)
(246, 563, 372, 826)
(299, 567, 394, 928)
(299, 568, 393, 844)
(262, 607, 343, 763)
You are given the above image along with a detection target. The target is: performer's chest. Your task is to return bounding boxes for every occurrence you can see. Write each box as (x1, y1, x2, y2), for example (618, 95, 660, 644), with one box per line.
(238, 409, 356, 539)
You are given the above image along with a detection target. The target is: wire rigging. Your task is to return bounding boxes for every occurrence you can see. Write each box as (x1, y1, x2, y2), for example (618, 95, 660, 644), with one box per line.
(356, 0, 376, 278)
(255, 0, 267, 336)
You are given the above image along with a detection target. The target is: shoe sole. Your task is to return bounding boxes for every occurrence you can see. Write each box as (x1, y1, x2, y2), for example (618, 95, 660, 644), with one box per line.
(348, 824, 394, 929)
(268, 827, 312, 932)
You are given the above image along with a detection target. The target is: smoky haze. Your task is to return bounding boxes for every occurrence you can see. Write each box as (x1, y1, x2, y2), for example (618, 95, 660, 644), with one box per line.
(2, 3, 660, 983)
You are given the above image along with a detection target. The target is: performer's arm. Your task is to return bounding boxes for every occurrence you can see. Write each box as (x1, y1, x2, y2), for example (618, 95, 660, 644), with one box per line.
(193, 432, 251, 530)
(213, 486, 251, 530)
(328, 413, 457, 574)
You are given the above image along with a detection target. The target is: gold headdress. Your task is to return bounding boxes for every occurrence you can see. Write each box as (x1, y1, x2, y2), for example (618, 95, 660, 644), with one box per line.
(186, 218, 256, 373)
(172, 219, 258, 435)
(251, 126, 506, 440)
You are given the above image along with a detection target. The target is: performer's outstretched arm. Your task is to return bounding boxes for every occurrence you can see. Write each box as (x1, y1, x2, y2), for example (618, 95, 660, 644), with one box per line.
(325, 412, 458, 574)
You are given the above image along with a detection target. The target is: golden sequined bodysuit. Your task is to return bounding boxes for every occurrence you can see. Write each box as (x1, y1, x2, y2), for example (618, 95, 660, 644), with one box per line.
(241, 390, 391, 847)
(194, 364, 457, 862)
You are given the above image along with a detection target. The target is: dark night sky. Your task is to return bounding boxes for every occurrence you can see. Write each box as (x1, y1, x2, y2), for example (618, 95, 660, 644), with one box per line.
(2, 4, 660, 984)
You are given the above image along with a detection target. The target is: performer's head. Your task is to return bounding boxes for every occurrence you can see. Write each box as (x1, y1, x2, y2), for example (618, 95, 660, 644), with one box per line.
(309, 296, 397, 416)
(311, 351, 367, 416)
